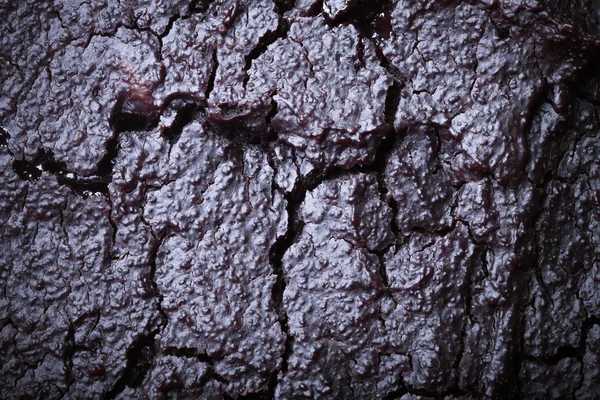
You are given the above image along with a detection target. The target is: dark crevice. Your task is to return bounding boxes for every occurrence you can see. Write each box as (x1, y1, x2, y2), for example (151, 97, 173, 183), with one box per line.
(525, 344, 579, 365)
(162, 346, 229, 386)
(8, 97, 160, 193)
(11, 150, 110, 194)
(62, 313, 101, 394)
(372, 41, 406, 85)
(355, 36, 366, 70)
(62, 324, 76, 393)
(304, 0, 324, 17)
(502, 277, 531, 398)
(201, 118, 252, 148)
(372, 247, 397, 308)
(374, 80, 402, 239)
(12, 157, 43, 181)
(265, 186, 305, 396)
(575, 56, 600, 108)
(580, 315, 600, 353)
(308, 80, 401, 192)
(107, 193, 119, 258)
(104, 329, 160, 399)
(366, 83, 403, 298)
(158, 13, 180, 39)
(191, 0, 217, 14)
(265, 98, 279, 139)
(273, 0, 296, 15)
(148, 235, 168, 328)
(326, 0, 392, 40)
(292, 160, 378, 197)
(161, 102, 200, 145)
(409, 224, 455, 237)
(386, 196, 401, 241)
(243, 19, 290, 88)
(0, 125, 10, 147)
(158, 0, 217, 39)
(108, 111, 160, 135)
(59, 175, 110, 195)
(384, 80, 401, 135)
(13, 150, 65, 181)
(382, 385, 408, 400)
(524, 316, 600, 365)
(162, 346, 222, 365)
(577, 89, 600, 108)
(205, 49, 219, 101)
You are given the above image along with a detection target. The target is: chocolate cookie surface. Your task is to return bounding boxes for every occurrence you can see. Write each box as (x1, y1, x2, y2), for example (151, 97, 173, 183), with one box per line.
(1, 0, 600, 399)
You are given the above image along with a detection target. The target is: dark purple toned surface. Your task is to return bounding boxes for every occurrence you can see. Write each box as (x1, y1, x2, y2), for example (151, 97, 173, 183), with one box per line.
(1, 0, 600, 399)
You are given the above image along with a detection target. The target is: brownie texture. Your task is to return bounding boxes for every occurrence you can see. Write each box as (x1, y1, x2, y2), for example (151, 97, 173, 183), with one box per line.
(1, 0, 600, 399)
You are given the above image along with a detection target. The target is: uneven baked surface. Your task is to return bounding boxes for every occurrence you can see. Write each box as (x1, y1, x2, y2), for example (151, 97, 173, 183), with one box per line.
(1, 0, 600, 398)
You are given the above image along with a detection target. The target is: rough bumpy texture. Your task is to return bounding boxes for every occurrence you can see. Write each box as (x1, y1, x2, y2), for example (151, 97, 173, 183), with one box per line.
(1, 0, 600, 399)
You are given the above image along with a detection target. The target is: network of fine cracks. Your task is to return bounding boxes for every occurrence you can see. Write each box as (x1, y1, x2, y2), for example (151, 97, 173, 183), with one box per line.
(2, 1, 600, 399)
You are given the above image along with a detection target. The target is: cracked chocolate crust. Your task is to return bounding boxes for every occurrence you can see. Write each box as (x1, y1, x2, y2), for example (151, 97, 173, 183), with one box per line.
(1, 0, 600, 399)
